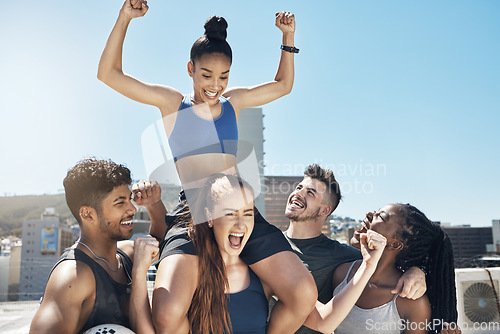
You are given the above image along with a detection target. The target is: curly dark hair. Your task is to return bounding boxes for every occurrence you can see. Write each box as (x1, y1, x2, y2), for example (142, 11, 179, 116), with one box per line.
(395, 204, 458, 332)
(63, 157, 132, 224)
(304, 164, 341, 214)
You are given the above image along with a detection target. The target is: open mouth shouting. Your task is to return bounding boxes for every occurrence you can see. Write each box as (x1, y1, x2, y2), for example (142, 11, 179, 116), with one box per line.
(228, 232, 245, 249)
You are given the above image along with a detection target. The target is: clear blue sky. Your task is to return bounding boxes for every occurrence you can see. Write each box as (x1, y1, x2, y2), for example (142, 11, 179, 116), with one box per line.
(1, 0, 499, 227)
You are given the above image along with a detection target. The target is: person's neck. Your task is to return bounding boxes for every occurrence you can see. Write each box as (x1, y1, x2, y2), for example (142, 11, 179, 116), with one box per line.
(221, 250, 244, 268)
(77, 235, 118, 262)
(367, 254, 401, 286)
(286, 219, 323, 239)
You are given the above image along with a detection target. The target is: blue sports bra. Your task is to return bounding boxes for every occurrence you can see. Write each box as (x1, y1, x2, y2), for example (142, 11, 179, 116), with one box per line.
(168, 95, 238, 162)
(227, 269, 268, 333)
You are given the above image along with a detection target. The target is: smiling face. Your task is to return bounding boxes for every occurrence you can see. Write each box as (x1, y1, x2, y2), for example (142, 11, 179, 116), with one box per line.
(351, 204, 404, 250)
(188, 53, 231, 107)
(209, 184, 254, 260)
(95, 184, 137, 241)
(285, 176, 331, 222)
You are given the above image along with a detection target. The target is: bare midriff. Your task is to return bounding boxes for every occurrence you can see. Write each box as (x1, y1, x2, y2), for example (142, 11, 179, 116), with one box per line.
(174, 153, 238, 189)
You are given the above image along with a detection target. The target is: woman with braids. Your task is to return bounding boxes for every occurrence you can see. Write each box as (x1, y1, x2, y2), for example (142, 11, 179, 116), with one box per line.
(302, 203, 459, 334)
(99, 1, 317, 332)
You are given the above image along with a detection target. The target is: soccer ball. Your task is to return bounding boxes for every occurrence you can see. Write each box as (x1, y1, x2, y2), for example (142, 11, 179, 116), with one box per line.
(82, 324, 135, 334)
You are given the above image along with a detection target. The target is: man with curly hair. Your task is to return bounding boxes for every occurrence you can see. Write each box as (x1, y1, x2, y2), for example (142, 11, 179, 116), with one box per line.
(30, 158, 158, 334)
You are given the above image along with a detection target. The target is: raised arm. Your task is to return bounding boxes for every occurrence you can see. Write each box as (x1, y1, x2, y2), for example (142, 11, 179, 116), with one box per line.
(97, 0, 182, 114)
(226, 11, 296, 112)
(303, 231, 387, 333)
(129, 236, 159, 334)
(30, 262, 94, 334)
(132, 180, 168, 241)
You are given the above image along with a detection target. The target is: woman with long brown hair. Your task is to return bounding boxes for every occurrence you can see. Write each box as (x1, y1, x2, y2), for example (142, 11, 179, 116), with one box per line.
(131, 173, 272, 333)
(186, 174, 270, 333)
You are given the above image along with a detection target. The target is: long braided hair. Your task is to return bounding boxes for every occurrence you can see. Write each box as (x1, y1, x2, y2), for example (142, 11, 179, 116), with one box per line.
(395, 204, 458, 332)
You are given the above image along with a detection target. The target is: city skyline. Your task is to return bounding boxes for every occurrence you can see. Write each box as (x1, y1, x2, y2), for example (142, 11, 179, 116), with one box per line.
(1, 0, 499, 227)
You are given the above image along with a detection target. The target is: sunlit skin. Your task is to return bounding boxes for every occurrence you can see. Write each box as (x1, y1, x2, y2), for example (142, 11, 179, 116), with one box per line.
(351, 204, 404, 249)
(207, 182, 273, 298)
(29, 179, 144, 334)
(329, 203, 432, 334)
(169, 53, 235, 189)
(187, 53, 231, 112)
(98, 1, 296, 191)
(285, 176, 331, 223)
(94, 184, 137, 242)
(209, 185, 254, 262)
(98, 2, 314, 332)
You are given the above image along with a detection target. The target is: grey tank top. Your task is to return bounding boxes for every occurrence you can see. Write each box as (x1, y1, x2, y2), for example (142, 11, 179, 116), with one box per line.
(333, 261, 403, 334)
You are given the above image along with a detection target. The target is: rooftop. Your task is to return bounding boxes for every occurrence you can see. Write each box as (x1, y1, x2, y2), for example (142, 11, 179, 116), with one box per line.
(0, 301, 39, 334)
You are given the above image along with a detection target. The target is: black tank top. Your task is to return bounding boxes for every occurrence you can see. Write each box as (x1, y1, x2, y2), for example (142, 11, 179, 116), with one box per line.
(49, 247, 133, 333)
(227, 269, 268, 333)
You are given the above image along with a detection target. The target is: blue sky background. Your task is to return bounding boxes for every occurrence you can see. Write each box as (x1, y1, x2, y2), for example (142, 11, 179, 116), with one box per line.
(1, 0, 499, 227)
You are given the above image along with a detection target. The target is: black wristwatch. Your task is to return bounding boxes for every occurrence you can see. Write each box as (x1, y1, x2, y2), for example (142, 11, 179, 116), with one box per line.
(280, 44, 300, 54)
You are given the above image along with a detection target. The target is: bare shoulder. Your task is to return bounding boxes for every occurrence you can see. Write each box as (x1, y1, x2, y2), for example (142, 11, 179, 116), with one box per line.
(397, 293, 431, 322)
(45, 259, 95, 298)
(30, 260, 96, 333)
(158, 88, 184, 116)
(222, 87, 247, 113)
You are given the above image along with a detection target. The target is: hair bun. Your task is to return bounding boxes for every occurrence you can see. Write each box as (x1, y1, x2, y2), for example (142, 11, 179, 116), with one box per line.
(204, 16, 228, 41)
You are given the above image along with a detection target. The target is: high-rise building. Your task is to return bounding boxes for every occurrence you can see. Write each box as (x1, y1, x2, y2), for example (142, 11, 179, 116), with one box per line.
(19, 208, 73, 301)
(8, 244, 21, 301)
(0, 256, 8, 302)
(238, 107, 266, 215)
(492, 219, 500, 253)
(441, 225, 494, 268)
(0, 237, 21, 301)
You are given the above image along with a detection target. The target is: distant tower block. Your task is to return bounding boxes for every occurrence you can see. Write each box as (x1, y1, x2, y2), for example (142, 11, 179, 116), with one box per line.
(19, 209, 73, 301)
(238, 108, 265, 215)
